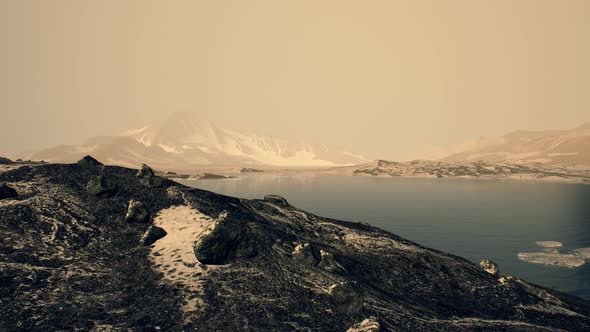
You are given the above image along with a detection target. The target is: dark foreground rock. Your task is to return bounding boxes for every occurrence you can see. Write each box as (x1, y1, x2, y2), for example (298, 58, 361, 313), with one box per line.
(193, 211, 256, 264)
(1, 161, 590, 331)
(0, 184, 17, 200)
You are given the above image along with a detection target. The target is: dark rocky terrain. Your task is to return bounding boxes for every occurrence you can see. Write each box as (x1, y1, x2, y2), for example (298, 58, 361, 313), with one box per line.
(1, 158, 590, 331)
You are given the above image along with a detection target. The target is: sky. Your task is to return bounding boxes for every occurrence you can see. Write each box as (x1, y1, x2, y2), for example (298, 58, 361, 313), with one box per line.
(1, 0, 589, 160)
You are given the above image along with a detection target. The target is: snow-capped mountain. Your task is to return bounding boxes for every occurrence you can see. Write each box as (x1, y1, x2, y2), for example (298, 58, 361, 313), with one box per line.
(23, 113, 371, 171)
(442, 123, 590, 165)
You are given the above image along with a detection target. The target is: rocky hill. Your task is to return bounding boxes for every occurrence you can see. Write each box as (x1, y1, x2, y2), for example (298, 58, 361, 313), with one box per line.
(1, 158, 590, 331)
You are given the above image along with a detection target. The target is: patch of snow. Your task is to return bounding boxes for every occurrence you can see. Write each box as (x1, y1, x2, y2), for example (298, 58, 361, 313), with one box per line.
(149, 205, 217, 318)
(517, 252, 585, 268)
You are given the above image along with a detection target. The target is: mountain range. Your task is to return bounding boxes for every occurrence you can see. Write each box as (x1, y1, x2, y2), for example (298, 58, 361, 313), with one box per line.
(443, 123, 590, 165)
(21, 112, 370, 171)
(17, 115, 590, 170)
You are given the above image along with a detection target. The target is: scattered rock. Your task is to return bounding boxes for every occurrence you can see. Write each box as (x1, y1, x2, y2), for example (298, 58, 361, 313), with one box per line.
(125, 200, 150, 223)
(77, 155, 103, 167)
(136, 164, 163, 188)
(292, 242, 318, 267)
(0, 184, 18, 200)
(193, 211, 256, 264)
(318, 250, 346, 273)
(346, 317, 381, 332)
(480, 259, 499, 276)
(264, 195, 289, 206)
(328, 281, 364, 316)
(86, 176, 118, 198)
(140, 225, 168, 246)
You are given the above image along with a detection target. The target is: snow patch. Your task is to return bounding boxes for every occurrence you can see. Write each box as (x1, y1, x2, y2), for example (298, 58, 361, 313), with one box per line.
(149, 205, 217, 318)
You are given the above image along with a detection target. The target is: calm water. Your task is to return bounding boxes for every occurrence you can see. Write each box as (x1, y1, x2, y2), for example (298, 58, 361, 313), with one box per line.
(178, 174, 590, 298)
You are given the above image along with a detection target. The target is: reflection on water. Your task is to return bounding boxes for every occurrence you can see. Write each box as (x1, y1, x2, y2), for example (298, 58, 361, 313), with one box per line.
(178, 174, 590, 299)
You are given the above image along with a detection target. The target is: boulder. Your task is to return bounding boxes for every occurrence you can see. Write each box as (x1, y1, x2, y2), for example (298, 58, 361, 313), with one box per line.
(136, 164, 155, 178)
(480, 259, 499, 276)
(328, 281, 364, 316)
(140, 226, 168, 246)
(136, 164, 163, 188)
(193, 211, 256, 265)
(0, 184, 18, 200)
(124, 200, 150, 223)
(291, 242, 318, 267)
(263, 195, 289, 206)
(77, 155, 103, 167)
(86, 176, 118, 198)
(346, 317, 381, 332)
(317, 250, 346, 273)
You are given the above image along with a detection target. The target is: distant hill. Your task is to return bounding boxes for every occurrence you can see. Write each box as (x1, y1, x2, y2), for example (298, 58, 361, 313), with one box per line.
(442, 123, 590, 165)
(19, 112, 370, 171)
(0, 157, 13, 164)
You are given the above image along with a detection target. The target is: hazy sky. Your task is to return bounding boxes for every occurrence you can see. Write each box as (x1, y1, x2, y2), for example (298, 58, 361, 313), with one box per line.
(1, 0, 589, 160)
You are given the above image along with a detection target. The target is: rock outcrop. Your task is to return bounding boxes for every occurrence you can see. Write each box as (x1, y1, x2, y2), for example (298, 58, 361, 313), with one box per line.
(125, 200, 150, 223)
(328, 281, 364, 316)
(136, 164, 163, 188)
(77, 155, 103, 167)
(291, 242, 318, 266)
(480, 259, 499, 276)
(263, 194, 289, 206)
(86, 176, 118, 198)
(193, 211, 256, 265)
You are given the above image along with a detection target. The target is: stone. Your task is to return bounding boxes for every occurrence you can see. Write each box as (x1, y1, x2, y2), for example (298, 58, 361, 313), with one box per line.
(193, 211, 256, 265)
(86, 176, 118, 198)
(124, 200, 150, 223)
(0, 184, 17, 200)
(328, 281, 364, 316)
(292, 242, 318, 266)
(263, 195, 289, 206)
(317, 250, 345, 273)
(136, 164, 163, 188)
(140, 226, 168, 246)
(77, 155, 103, 167)
(480, 259, 499, 276)
(136, 164, 155, 178)
(346, 317, 381, 332)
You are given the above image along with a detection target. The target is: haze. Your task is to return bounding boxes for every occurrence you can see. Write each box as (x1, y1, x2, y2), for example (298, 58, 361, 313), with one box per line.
(1, 0, 589, 160)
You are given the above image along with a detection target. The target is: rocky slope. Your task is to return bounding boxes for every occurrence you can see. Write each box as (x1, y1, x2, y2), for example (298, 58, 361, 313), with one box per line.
(342, 160, 590, 184)
(1, 158, 590, 331)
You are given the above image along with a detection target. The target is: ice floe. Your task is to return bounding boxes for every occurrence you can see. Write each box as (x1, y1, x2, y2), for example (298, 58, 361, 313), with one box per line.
(518, 242, 590, 268)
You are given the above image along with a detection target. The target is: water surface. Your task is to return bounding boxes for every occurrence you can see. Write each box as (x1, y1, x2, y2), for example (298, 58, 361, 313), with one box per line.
(178, 174, 590, 298)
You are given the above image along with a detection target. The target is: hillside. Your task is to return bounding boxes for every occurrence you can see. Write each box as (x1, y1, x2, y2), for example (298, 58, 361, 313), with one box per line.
(443, 123, 590, 165)
(1, 158, 590, 330)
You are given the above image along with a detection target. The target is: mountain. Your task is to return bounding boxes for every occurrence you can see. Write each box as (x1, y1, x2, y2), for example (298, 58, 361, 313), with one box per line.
(2, 159, 590, 330)
(443, 123, 590, 165)
(21, 112, 370, 171)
